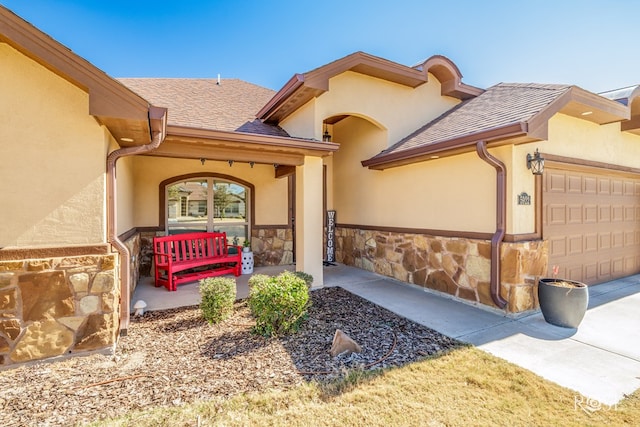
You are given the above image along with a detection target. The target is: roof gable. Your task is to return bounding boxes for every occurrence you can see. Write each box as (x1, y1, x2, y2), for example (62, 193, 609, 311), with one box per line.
(257, 52, 483, 124)
(363, 83, 629, 170)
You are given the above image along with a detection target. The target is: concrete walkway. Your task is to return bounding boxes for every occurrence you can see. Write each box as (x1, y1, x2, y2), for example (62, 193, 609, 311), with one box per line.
(132, 263, 640, 405)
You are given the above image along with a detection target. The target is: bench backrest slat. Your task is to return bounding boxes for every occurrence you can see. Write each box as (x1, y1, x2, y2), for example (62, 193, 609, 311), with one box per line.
(154, 232, 231, 261)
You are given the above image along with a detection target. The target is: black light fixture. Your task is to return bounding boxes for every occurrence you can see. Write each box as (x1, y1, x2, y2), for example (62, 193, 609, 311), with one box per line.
(526, 149, 544, 175)
(200, 158, 206, 165)
(228, 160, 234, 167)
(249, 161, 255, 168)
(322, 123, 332, 142)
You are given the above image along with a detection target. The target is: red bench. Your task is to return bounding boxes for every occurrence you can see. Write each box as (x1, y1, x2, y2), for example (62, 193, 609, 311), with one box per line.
(153, 232, 241, 291)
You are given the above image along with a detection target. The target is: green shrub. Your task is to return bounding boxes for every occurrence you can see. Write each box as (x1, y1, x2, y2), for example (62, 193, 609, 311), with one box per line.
(199, 276, 236, 324)
(293, 271, 314, 287)
(248, 271, 310, 337)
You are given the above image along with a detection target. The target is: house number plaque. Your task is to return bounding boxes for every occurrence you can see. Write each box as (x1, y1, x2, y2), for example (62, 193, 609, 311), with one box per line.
(517, 192, 531, 205)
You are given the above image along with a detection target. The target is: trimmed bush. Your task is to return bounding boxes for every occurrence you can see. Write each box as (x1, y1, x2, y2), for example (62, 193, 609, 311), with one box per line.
(199, 277, 236, 324)
(293, 271, 314, 287)
(248, 271, 310, 337)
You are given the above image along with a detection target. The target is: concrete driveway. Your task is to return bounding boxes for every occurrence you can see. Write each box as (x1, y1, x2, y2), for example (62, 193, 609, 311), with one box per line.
(325, 264, 640, 405)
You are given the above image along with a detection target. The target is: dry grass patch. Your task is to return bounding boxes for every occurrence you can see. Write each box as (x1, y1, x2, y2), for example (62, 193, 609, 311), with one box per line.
(95, 346, 640, 426)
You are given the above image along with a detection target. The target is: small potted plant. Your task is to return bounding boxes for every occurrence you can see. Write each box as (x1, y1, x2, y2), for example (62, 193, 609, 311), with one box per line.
(242, 239, 251, 253)
(537, 266, 589, 328)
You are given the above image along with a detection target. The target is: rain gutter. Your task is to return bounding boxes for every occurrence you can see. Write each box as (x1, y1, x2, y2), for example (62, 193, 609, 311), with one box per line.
(107, 107, 167, 334)
(475, 141, 508, 309)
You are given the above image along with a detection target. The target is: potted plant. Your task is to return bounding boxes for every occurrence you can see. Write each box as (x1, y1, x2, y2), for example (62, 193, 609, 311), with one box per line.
(242, 239, 251, 253)
(537, 266, 589, 328)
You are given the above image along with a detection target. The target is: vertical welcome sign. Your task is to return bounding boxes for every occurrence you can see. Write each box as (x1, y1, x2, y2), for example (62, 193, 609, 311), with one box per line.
(326, 210, 336, 263)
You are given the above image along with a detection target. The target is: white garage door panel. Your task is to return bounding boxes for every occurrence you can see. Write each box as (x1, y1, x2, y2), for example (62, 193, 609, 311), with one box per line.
(544, 169, 640, 285)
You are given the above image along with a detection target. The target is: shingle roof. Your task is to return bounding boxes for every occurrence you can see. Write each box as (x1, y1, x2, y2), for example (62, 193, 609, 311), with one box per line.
(117, 78, 289, 137)
(379, 83, 572, 155)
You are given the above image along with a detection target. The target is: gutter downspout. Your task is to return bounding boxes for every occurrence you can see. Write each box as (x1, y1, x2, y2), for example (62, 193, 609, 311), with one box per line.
(107, 114, 166, 334)
(476, 141, 508, 309)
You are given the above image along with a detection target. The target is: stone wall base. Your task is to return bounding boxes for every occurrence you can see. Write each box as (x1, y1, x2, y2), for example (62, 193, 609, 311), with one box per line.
(335, 227, 547, 313)
(0, 253, 120, 367)
(251, 227, 294, 267)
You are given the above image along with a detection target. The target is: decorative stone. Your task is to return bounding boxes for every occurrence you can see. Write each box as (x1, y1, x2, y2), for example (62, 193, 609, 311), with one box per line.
(19, 271, 74, 321)
(0, 319, 21, 340)
(11, 320, 74, 362)
(458, 287, 477, 302)
(509, 285, 534, 312)
(384, 248, 402, 263)
(477, 281, 497, 307)
(402, 249, 417, 272)
(91, 271, 114, 293)
(80, 295, 100, 314)
(58, 316, 86, 332)
(501, 249, 521, 283)
(478, 242, 492, 259)
(466, 255, 491, 282)
(0, 336, 9, 352)
(330, 329, 362, 357)
(69, 273, 90, 293)
(413, 269, 427, 286)
(101, 255, 116, 271)
(101, 293, 115, 313)
(392, 264, 409, 282)
(426, 271, 457, 296)
(26, 260, 52, 271)
(0, 289, 17, 311)
(0, 273, 14, 288)
(446, 240, 468, 254)
(430, 239, 443, 253)
(74, 314, 115, 351)
(0, 261, 23, 272)
(442, 254, 458, 277)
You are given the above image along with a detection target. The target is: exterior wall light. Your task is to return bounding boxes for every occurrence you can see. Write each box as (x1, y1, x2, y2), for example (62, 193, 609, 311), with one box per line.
(228, 160, 234, 167)
(526, 149, 545, 175)
(200, 158, 206, 165)
(323, 123, 332, 142)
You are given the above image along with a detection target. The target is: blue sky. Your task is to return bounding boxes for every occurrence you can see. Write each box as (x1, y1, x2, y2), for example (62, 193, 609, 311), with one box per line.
(2, 0, 640, 93)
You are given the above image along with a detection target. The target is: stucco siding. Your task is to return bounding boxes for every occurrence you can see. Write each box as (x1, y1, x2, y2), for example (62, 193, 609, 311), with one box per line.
(0, 43, 108, 248)
(332, 116, 496, 232)
(132, 157, 289, 227)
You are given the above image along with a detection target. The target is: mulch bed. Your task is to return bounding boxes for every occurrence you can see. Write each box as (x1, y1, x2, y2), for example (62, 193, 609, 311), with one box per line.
(0, 287, 461, 426)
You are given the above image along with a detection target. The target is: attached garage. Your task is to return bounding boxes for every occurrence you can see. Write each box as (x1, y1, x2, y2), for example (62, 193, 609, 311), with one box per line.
(543, 165, 640, 284)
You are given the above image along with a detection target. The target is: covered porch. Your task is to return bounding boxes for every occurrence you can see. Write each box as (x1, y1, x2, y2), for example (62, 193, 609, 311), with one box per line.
(113, 125, 338, 331)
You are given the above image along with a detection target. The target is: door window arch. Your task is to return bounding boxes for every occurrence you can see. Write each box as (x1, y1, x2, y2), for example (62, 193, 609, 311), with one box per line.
(166, 177, 249, 245)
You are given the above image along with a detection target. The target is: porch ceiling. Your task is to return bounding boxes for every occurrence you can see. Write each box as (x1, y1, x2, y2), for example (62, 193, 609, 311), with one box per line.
(144, 125, 339, 166)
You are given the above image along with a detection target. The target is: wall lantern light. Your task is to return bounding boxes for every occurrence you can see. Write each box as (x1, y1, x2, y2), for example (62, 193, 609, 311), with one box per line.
(249, 161, 255, 168)
(526, 149, 545, 175)
(228, 160, 234, 167)
(200, 158, 206, 165)
(322, 123, 332, 142)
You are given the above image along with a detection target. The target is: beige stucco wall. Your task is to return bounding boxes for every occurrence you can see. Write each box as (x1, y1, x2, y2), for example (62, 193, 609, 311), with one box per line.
(280, 71, 460, 145)
(116, 154, 136, 235)
(332, 116, 497, 232)
(131, 157, 289, 227)
(509, 113, 640, 235)
(0, 43, 109, 248)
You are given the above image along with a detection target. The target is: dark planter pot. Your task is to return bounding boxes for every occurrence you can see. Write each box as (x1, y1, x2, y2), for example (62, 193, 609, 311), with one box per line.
(538, 278, 589, 328)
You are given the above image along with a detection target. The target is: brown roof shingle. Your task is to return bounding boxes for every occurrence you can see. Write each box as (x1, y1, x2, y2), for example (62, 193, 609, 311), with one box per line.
(379, 83, 571, 155)
(117, 78, 289, 137)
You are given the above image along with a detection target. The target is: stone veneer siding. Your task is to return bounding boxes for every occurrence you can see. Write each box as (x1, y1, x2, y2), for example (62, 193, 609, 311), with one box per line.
(124, 231, 155, 295)
(0, 254, 119, 367)
(251, 227, 294, 266)
(335, 226, 547, 313)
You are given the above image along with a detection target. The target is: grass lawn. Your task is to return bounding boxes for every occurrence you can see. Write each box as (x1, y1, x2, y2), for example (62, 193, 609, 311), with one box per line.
(93, 346, 639, 426)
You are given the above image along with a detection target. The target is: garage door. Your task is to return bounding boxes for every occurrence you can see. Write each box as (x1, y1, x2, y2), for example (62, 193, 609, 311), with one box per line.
(543, 167, 640, 285)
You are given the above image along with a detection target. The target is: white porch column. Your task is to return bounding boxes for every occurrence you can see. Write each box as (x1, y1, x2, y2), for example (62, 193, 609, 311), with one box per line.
(295, 155, 324, 287)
